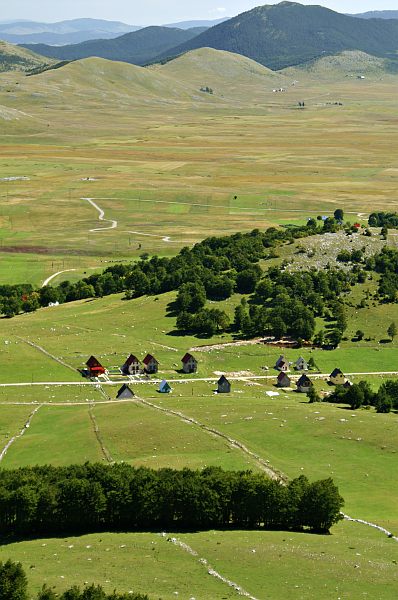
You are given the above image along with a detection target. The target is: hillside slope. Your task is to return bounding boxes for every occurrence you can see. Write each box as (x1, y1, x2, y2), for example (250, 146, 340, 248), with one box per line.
(0, 40, 54, 72)
(157, 1, 398, 70)
(283, 50, 398, 79)
(21, 27, 206, 66)
(155, 47, 287, 100)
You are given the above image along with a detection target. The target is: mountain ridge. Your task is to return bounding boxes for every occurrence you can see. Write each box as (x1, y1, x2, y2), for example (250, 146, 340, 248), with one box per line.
(156, 2, 398, 70)
(21, 27, 206, 66)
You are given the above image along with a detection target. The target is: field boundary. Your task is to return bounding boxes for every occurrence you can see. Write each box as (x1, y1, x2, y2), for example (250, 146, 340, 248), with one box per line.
(0, 404, 43, 463)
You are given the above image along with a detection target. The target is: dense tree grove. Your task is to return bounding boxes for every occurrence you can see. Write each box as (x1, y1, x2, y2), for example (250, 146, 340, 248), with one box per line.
(368, 211, 398, 228)
(327, 379, 398, 413)
(0, 464, 344, 535)
(366, 247, 398, 302)
(0, 561, 150, 600)
(0, 223, 317, 319)
(232, 266, 360, 342)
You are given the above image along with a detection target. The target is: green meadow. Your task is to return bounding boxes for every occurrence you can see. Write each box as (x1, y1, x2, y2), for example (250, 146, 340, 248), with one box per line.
(0, 49, 398, 599)
(0, 51, 397, 285)
(0, 517, 396, 599)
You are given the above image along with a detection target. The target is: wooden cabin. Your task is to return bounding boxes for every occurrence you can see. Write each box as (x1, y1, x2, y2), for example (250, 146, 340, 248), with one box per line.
(116, 384, 135, 400)
(296, 374, 312, 393)
(330, 368, 346, 386)
(294, 357, 308, 371)
(275, 355, 290, 372)
(277, 372, 291, 388)
(143, 354, 159, 374)
(181, 353, 198, 374)
(86, 356, 106, 377)
(121, 355, 141, 375)
(217, 375, 231, 394)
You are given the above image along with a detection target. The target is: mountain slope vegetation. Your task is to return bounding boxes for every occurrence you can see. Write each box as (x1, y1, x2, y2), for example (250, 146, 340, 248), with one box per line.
(157, 1, 398, 70)
(283, 50, 398, 79)
(21, 26, 207, 66)
(0, 40, 54, 72)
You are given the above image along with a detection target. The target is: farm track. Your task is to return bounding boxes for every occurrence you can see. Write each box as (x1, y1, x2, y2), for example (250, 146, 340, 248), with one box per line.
(2, 370, 398, 388)
(16, 337, 78, 373)
(83, 197, 118, 232)
(0, 404, 43, 463)
(42, 269, 76, 287)
(132, 395, 286, 482)
(88, 402, 114, 463)
(160, 533, 259, 600)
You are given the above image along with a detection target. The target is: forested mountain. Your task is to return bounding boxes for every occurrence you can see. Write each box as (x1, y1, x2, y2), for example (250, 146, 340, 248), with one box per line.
(21, 26, 207, 65)
(0, 18, 140, 45)
(157, 1, 398, 70)
(353, 11, 398, 20)
(0, 40, 54, 72)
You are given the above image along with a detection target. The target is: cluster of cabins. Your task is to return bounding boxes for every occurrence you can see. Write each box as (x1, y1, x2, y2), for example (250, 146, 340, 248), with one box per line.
(85, 351, 348, 399)
(85, 352, 198, 378)
(86, 352, 230, 397)
(275, 354, 349, 391)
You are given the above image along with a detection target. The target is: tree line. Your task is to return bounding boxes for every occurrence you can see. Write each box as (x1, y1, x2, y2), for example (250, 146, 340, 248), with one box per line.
(368, 211, 398, 228)
(0, 219, 328, 319)
(0, 464, 344, 535)
(326, 379, 398, 413)
(0, 559, 150, 600)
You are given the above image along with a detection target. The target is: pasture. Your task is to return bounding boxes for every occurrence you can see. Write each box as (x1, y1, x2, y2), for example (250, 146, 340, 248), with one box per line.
(0, 51, 398, 599)
(0, 55, 397, 285)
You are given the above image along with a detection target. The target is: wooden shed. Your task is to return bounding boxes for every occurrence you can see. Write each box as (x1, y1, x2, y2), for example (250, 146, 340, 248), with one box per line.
(143, 354, 159, 374)
(181, 353, 198, 374)
(217, 375, 231, 394)
(116, 384, 135, 400)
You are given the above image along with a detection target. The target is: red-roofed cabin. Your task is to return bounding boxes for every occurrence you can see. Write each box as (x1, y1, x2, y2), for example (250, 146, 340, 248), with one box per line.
(86, 356, 106, 377)
(121, 354, 141, 375)
(143, 354, 159, 374)
(181, 353, 198, 374)
(353, 223, 361, 229)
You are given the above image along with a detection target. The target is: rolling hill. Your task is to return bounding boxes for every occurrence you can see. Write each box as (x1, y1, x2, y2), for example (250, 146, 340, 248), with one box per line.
(156, 1, 398, 70)
(283, 50, 398, 79)
(0, 40, 54, 72)
(21, 26, 207, 66)
(154, 47, 286, 100)
(0, 18, 140, 45)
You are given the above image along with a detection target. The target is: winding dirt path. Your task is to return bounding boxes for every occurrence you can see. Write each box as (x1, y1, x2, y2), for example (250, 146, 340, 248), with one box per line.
(83, 197, 118, 232)
(42, 269, 76, 288)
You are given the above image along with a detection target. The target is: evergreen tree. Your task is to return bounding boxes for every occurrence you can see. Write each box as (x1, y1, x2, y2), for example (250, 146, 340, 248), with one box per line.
(0, 560, 28, 600)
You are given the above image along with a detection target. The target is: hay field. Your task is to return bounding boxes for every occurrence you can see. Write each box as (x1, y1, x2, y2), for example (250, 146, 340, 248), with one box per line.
(0, 52, 397, 284)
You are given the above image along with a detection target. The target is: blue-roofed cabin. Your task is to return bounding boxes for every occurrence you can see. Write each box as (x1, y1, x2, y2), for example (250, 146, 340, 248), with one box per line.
(159, 380, 171, 394)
